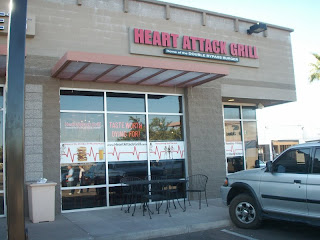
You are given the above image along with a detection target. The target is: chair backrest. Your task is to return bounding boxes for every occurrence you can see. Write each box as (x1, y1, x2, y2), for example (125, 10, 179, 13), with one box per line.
(187, 174, 208, 191)
(120, 177, 143, 194)
(144, 175, 166, 180)
(120, 177, 141, 183)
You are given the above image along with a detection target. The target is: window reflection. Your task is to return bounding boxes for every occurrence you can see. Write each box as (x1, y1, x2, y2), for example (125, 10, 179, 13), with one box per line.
(61, 162, 106, 187)
(60, 113, 105, 142)
(107, 114, 146, 141)
(0, 112, 2, 191)
(107, 92, 145, 112)
(0, 88, 3, 109)
(242, 106, 256, 119)
(60, 90, 104, 111)
(108, 161, 148, 184)
(61, 188, 106, 210)
(224, 106, 240, 119)
(150, 159, 185, 179)
(149, 115, 183, 141)
(243, 122, 258, 169)
(148, 95, 182, 113)
(225, 121, 244, 173)
(313, 149, 320, 174)
(0, 193, 3, 215)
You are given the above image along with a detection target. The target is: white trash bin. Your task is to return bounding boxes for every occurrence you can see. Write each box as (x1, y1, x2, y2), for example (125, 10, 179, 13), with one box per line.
(27, 182, 57, 223)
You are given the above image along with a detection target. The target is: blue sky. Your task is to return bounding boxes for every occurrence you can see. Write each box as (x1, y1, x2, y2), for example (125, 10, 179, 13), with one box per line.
(164, 0, 320, 132)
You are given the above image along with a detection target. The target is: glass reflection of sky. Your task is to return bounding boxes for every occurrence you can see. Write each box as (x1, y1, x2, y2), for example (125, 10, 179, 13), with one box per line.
(107, 93, 145, 112)
(61, 113, 105, 142)
(60, 91, 104, 111)
(224, 106, 240, 119)
(148, 95, 182, 113)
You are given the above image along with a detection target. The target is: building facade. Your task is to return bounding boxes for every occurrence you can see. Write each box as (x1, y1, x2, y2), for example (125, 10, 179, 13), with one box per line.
(0, 0, 295, 215)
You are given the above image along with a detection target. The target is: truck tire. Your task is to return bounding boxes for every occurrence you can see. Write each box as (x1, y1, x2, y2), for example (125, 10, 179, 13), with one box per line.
(229, 193, 262, 229)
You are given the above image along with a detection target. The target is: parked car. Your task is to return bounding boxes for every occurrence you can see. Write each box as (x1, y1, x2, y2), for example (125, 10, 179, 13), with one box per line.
(221, 142, 320, 229)
(254, 159, 266, 168)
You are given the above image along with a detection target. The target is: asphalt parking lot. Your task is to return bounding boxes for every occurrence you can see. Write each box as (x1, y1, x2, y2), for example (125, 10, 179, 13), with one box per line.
(151, 219, 320, 240)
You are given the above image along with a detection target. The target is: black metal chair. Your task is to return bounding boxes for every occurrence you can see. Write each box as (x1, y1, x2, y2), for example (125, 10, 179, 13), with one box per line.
(186, 174, 208, 209)
(120, 177, 142, 214)
(142, 175, 167, 218)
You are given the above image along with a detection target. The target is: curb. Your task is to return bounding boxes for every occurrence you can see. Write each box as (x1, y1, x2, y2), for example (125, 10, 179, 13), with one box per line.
(95, 219, 231, 240)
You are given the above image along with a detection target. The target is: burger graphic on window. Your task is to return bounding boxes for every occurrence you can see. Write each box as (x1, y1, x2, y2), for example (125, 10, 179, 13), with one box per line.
(77, 147, 87, 162)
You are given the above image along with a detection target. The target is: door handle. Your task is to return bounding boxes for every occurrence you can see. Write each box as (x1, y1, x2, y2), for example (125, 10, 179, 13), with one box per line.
(294, 180, 301, 184)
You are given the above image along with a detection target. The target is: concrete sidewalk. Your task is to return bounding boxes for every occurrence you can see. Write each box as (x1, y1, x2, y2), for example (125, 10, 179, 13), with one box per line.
(0, 199, 230, 240)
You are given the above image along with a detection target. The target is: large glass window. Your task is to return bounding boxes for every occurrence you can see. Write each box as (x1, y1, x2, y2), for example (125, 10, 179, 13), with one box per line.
(224, 106, 240, 119)
(148, 95, 182, 113)
(0, 87, 4, 216)
(60, 90, 104, 111)
(60, 90, 186, 211)
(149, 115, 183, 141)
(224, 105, 258, 173)
(60, 91, 106, 210)
(107, 92, 145, 112)
(243, 122, 258, 169)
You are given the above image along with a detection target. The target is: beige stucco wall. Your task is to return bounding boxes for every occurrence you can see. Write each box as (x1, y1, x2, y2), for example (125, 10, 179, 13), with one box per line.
(0, 0, 296, 104)
(0, 0, 296, 214)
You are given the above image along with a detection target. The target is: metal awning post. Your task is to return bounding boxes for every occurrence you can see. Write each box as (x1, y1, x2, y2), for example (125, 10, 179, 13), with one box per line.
(5, 0, 28, 239)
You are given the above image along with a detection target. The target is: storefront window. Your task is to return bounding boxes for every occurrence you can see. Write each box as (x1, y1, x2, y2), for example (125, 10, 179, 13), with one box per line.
(61, 187, 106, 210)
(107, 92, 145, 112)
(107, 114, 146, 141)
(0, 193, 3, 215)
(0, 88, 4, 215)
(224, 105, 258, 173)
(148, 95, 182, 113)
(225, 121, 244, 173)
(242, 106, 256, 120)
(243, 122, 258, 169)
(224, 106, 240, 119)
(60, 90, 186, 211)
(149, 115, 183, 141)
(60, 90, 104, 111)
(0, 112, 3, 191)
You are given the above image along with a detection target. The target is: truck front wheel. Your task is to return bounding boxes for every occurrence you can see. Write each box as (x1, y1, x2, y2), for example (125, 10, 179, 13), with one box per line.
(229, 193, 262, 229)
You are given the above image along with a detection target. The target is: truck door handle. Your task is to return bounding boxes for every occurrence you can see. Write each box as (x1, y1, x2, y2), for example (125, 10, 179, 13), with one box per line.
(294, 180, 301, 184)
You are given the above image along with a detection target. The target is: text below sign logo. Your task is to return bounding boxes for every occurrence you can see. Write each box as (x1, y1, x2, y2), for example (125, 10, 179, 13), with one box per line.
(164, 48, 239, 62)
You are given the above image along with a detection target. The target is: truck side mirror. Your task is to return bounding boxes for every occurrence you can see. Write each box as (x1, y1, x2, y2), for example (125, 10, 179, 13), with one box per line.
(266, 161, 273, 173)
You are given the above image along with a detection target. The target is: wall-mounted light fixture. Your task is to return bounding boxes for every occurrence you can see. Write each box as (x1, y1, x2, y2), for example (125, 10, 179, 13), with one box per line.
(247, 22, 267, 35)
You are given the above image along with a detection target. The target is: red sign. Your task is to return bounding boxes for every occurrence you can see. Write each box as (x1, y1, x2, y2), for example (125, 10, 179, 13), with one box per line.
(134, 28, 258, 59)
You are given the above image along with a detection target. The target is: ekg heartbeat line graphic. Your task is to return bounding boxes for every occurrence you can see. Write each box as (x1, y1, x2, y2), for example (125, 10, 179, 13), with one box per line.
(62, 144, 185, 162)
(150, 145, 185, 159)
(225, 144, 242, 155)
(108, 145, 184, 161)
(108, 146, 147, 161)
(62, 147, 102, 163)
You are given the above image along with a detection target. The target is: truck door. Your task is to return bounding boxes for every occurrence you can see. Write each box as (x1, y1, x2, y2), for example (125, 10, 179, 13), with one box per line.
(260, 148, 309, 216)
(307, 147, 320, 218)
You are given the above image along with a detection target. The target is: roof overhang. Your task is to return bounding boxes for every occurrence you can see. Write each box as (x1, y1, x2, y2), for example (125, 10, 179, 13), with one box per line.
(0, 45, 6, 78)
(51, 51, 228, 88)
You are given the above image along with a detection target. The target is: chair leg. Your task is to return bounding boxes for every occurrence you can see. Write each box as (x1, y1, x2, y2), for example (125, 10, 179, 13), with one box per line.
(205, 190, 208, 207)
(188, 193, 191, 206)
(172, 198, 177, 209)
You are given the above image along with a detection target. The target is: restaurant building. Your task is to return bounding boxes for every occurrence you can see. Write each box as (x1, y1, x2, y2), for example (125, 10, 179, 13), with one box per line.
(0, 0, 295, 215)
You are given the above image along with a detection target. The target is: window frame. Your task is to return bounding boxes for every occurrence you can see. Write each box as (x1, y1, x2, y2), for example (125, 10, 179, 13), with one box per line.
(60, 88, 187, 212)
(223, 103, 257, 174)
